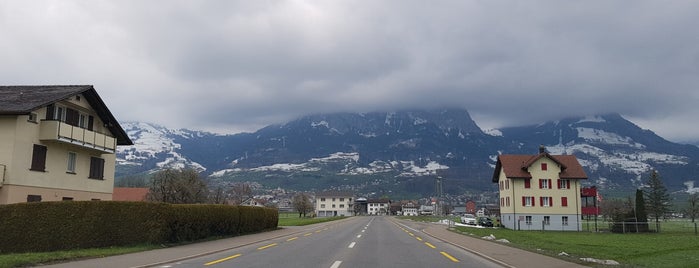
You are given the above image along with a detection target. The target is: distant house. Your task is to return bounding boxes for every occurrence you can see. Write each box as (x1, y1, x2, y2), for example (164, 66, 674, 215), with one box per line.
(315, 191, 354, 217)
(367, 198, 390, 215)
(419, 205, 434, 215)
(493, 146, 588, 231)
(401, 202, 419, 216)
(240, 198, 266, 207)
(0, 85, 132, 203)
(112, 187, 149, 201)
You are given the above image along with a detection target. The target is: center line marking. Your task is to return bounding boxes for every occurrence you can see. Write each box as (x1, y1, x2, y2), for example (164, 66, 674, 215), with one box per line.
(349, 242, 356, 248)
(440, 252, 460, 263)
(424, 242, 436, 249)
(204, 254, 241, 266)
(304, 233, 312, 236)
(416, 237, 423, 241)
(257, 243, 277, 250)
(330, 260, 342, 268)
(357, 235, 362, 238)
(361, 230, 365, 232)
(287, 237, 298, 241)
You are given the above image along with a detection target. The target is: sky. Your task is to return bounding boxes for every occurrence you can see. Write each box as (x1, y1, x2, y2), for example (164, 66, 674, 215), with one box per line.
(2, 1, 699, 142)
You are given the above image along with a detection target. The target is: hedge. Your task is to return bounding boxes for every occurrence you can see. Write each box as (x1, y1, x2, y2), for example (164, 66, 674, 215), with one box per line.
(0, 201, 278, 253)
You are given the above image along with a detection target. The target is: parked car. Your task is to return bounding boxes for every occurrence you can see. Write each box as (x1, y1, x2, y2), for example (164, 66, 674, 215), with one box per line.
(461, 214, 477, 225)
(478, 217, 494, 227)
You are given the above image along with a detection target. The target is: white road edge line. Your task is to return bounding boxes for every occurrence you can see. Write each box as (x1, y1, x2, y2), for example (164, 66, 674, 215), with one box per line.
(357, 235, 362, 238)
(330, 260, 342, 268)
(349, 242, 356, 248)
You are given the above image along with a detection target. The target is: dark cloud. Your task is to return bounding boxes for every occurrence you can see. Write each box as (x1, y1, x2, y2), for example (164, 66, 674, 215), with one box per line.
(1, 1, 698, 141)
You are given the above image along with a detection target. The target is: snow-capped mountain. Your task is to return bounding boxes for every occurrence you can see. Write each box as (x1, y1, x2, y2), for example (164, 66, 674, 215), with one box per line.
(115, 110, 699, 196)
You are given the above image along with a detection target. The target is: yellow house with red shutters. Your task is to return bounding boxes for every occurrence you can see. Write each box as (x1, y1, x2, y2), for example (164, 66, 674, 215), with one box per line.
(493, 146, 588, 231)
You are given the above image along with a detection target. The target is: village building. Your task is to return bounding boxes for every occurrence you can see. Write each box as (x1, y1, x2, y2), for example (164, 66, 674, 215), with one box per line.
(0, 86, 132, 203)
(492, 146, 588, 231)
(315, 190, 354, 217)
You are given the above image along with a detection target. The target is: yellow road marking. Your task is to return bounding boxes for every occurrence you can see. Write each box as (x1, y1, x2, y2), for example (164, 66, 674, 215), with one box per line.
(440, 251, 460, 263)
(257, 243, 277, 250)
(408, 232, 414, 236)
(424, 242, 436, 249)
(304, 233, 312, 236)
(416, 237, 423, 241)
(287, 237, 298, 241)
(204, 253, 241, 266)
(315, 230, 322, 233)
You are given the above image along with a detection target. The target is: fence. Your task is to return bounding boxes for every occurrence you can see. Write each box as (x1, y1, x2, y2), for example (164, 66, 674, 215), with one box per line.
(582, 219, 699, 234)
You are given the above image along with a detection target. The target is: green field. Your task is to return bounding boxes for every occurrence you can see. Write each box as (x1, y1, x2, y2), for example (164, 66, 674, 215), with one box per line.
(450, 219, 699, 268)
(278, 211, 347, 226)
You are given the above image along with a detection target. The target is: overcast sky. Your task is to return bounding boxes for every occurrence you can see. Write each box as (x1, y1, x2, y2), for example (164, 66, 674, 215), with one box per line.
(2, 1, 699, 142)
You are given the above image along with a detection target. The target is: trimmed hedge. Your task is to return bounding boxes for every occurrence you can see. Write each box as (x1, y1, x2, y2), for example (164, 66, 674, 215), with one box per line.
(0, 201, 278, 253)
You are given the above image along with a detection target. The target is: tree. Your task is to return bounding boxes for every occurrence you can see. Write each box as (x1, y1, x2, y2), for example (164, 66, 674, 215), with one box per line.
(146, 168, 208, 204)
(292, 193, 313, 218)
(635, 189, 648, 222)
(643, 170, 672, 231)
(686, 193, 699, 223)
(229, 182, 253, 205)
(599, 198, 632, 222)
(208, 186, 228, 204)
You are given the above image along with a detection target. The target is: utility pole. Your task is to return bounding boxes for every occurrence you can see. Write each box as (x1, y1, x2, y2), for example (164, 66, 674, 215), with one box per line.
(435, 176, 443, 216)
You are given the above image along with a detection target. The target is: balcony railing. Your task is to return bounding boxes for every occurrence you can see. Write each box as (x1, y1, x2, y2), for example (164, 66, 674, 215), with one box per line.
(39, 120, 116, 153)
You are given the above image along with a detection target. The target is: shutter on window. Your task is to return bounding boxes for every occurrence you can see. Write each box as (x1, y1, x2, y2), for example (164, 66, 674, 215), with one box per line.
(566, 180, 570, 189)
(524, 179, 530, 188)
(46, 104, 55, 120)
(532, 197, 535, 206)
(540, 197, 543, 207)
(30, 144, 47, 171)
(550, 197, 553, 206)
(539, 179, 543, 189)
(548, 179, 552, 188)
(88, 115, 94, 131)
(557, 179, 560, 189)
(562, 197, 568, 206)
(522, 196, 526, 206)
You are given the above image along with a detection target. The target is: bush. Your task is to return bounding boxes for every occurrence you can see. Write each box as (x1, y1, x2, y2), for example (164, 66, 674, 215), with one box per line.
(0, 201, 278, 253)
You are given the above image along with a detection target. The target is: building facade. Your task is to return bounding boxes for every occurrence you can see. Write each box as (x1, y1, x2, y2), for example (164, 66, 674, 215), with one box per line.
(315, 191, 354, 217)
(493, 146, 588, 231)
(0, 85, 132, 203)
(367, 198, 390, 215)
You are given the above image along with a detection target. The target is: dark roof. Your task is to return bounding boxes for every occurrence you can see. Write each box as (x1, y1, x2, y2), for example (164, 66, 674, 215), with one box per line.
(492, 153, 588, 182)
(0, 85, 132, 145)
(367, 198, 391, 204)
(112, 187, 149, 201)
(315, 190, 355, 197)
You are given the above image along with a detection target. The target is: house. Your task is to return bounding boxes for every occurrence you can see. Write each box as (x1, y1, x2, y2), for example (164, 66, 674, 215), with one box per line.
(492, 146, 588, 231)
(0, 85, 132, 203)
(367, 198, 390, 215)
(315, 191, 354, 217)
(240, 197, 267, 207)
(401, 202, 419, 216)
(419, 205, 434, 215)
(112, 187, 149, 201)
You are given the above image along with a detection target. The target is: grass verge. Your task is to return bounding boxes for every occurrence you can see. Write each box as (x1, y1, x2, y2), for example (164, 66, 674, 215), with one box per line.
(0, 245, 159, 268)
(278, 216, 346, 226)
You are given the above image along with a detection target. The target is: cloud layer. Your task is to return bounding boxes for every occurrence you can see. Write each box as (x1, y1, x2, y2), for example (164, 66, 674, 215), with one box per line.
(2, 1, 698, 141)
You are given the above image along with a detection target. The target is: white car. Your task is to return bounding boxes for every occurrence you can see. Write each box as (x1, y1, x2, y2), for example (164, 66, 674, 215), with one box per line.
(461, 214, 477, 225)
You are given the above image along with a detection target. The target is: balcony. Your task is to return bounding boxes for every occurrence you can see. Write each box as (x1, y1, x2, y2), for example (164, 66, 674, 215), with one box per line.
(39, 120, 116, 153)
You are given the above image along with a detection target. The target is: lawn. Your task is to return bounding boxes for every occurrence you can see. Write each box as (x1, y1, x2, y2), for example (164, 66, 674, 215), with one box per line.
(0, 245, 159, 268)
(451, 220, 699, 268)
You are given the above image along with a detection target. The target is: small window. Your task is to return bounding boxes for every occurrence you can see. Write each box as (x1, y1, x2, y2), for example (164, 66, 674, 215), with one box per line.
(27, 113, 38, 123)
(30, 144, 47, 172)
(340, 198, 344, 202)
(544, 216, 550, 225)
(540, 179, 551, 189)
(523, 196, 535, 207)
(340, 204, 345, 208)
(332, 204, 336, 208)
(67, 152, 77, 173)
(62, 197, 74, 201)
(321, 204, 325, 208)
(506, 197, 510, 207)
(320, 198, 326, 202)
(541, 196, 552, 207)
(562, 216, 569, 226)
(525, 216, 532, 225)
(332, 198, 336, 201)
(27, 195, 42, 202)
(541, 163, 547, 171)
(524, 179, 531, 189)
(558, 179, 570, 189)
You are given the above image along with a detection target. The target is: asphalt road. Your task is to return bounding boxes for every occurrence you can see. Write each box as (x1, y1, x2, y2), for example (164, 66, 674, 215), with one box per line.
(156, 216, 501, 268)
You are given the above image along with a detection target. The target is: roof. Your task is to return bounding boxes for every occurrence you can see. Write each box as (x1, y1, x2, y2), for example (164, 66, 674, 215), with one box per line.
(315, 190, 355, 198)
(492, 152, 588, 182)
(0, 85, 132, 145)
(367, 198, 390, 204)
(112, 187, 149, 201)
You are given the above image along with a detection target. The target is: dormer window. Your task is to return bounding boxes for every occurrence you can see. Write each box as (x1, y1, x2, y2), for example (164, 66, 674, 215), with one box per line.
(541, 163, 547, 171)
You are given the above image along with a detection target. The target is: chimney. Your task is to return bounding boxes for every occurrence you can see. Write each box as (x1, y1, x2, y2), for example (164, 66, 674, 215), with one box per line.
(539, 144, 545, 154)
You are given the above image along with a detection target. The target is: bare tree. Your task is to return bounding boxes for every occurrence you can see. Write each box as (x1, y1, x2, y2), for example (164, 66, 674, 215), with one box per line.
(208, 186, 228, 204)
(599, 198, 632, 222)
(292, 193, 313, 218)
(229, 182, 253, 205)
(146, 168, 208, 204)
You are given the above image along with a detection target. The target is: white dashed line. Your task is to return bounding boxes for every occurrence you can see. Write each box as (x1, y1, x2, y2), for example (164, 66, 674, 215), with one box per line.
(330, 260, 342, 268)
(349, 242, 356, 248)
(357, 235, 362, 238)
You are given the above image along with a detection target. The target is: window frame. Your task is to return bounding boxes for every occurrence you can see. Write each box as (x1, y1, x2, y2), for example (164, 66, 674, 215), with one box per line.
(525, 216, 532, 225)
(544, 216, 551, 225)
(88, 156, 105, 180)
(30, 144, 47, 172)
(67, 152, 77, 174)
(562, 216, 569, 226)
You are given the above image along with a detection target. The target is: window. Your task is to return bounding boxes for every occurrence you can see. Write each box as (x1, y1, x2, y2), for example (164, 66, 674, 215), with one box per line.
(523, 196, 535, 207)
(321, 204, 326, 208)
(27, 195, 42, 202)
(562, 216, 569, 226)
(561, 197, 568, 207)
(525, 216, 532, 225)
(62, 197, 74, 201)
(67, 152, 77, 173)
(28, 113, 38, 123)
(506, 197, 510, 207)
(88, 157, 105, 179)
(544, 216, 550, 225)
(506, 180, 509, 189)
(500, 197, 504, 207)
(30, 144, 47, 172)
(558, 179, 570, 189)
(541, 197, 552, 207)
(524, 179, 531, 189)
(332, 204, 336, 208)
(340, 204, 345, 208)
(321, 198, 326, 201)
(541, 163, 547, 171)
(349, 198, 352, 202)
(499, 181, 503, 190)
(539, 179, 551, 189)
(332, 198, 336, 201)
(340, 198, 344, 202)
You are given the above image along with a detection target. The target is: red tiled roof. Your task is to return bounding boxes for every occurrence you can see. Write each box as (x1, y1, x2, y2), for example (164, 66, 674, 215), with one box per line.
(492, 153, 588, 182)
(112, 187, 149, 201)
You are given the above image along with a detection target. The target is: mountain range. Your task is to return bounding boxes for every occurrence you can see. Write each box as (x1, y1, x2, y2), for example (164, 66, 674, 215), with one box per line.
(115, 109, 699, 198)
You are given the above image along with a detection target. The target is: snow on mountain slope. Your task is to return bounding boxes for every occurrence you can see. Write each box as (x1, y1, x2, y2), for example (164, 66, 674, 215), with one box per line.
(117, 122, 205, 171)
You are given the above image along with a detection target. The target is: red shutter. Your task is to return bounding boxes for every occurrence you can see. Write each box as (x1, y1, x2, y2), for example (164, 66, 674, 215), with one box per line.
(525, 179, 531, 188)
(541, 163, 547, 170)
(566, 180, 570, 189)
(539, 179, 543, 189)
(532, 197, 535, 206)
(522, 196, 526, 206)
(550, 196, 553, 206)
(557, 179, 560, 189)
(548, 179, 552, 189)
(562, 197, 568, 207)
(539, 197, 543, 207)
